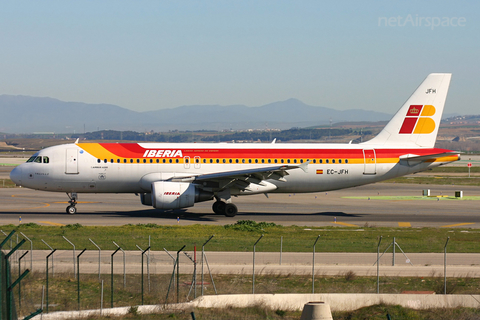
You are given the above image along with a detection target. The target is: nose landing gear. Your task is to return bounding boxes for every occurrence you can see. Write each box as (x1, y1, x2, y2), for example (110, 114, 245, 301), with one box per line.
(66, 192, 78, 214)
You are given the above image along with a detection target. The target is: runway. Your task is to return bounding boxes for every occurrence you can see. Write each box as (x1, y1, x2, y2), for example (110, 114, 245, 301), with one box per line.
(1, 183, 480, 228)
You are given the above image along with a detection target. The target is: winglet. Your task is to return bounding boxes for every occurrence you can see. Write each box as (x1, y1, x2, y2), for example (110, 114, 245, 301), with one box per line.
(298, 160, 311, 173)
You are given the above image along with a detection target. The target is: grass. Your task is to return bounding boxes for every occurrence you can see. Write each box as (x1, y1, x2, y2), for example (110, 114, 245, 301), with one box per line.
(1, 222, 480, 253)
(384, 176, 480, 186)
(15, 271, 480, 319)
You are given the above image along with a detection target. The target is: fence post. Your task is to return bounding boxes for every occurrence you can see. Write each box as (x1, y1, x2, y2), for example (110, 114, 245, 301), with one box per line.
(141, 246, 150, 305)
(312, 235, 320, 294)
(18, 250, 29, 309)
(377, 236, 382, 294)
(252, 234, 264, 295)
(46, 249, 57, 313)
(113, 241, 126, 288)
(77, 248, 86, 310)
(201, 235, 214, 296)
(280, 236, 283, 265)
(89, 239, 102, 281)
(110, 247, 121, 308)
(0, 230, 15, 320)
(63, 236, 76, 279)
(444, 237, 450, 295)
(19, 232, 33, 273)
(392, 237, 395, 266)
(176, 245, 186, 303)
(42, 240, 55, 276)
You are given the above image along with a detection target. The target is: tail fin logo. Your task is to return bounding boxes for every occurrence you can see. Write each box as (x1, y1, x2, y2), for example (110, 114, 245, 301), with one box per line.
(399, 105, 436, 134)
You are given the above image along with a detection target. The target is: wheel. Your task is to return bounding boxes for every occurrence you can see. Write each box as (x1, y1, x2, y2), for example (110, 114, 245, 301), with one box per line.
(224, 203, 238, 217)
(212, 201, 226, 215)
(66, 205, 77, 215)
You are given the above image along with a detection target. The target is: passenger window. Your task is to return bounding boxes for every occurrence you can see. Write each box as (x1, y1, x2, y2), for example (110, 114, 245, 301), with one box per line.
(274, 159, 277, 163)
(149, 159, 153, 163)
(320, 159, 323, 164)
(332, 159, 335, 164)
(104, 159, 107, 163)
(313, 159, 316, 164)
(281, 159, 284, 163)
(143, 159, 146, 163)
(287, 159, 291, 163)
(248, 159, 252, 163)
(169, 159, 173, 163)
(97, 159, 101, 163)
(111, 159, 114, 163)
(261, 159, 265, 163)
(43, 156, 49, 164)
(136, 159, 140, 163)
(130, 159, 133, 163)
(338, 159, 342, 164)
(176, 159, 179, 163)
(242, 159, 245, 163)
(326, 159, 329, 164)
(163, 159, 166, 163)
(124, 159, 127, 163)
(255, 159, 258, 163)
(156, 159, 159, 163)
(345, 159, 349, 164)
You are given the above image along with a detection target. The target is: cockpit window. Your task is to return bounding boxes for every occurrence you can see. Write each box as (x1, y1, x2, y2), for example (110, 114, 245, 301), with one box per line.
(26, 155, 49, 164)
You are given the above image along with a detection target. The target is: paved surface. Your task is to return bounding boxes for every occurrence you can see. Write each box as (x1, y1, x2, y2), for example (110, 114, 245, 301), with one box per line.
(1, 183, 480, 228)
(9, 250, 480, 277)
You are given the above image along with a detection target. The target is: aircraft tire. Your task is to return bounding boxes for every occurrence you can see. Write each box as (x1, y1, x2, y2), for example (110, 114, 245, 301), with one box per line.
(224, 203, 237, 217)
(212, 201, 226, 215)
(67, 205, 77, 215)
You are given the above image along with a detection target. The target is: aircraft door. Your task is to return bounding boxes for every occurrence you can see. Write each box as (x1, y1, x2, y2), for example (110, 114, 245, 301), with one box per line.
(194, 156, 201, 169)
(66, 149, 79, 174)
(363, 149, 376, 175)
(184, 156, 190, 169)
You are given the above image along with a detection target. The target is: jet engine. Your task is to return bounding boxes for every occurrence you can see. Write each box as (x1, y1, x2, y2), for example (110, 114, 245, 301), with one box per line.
(149, 181, 213, 210)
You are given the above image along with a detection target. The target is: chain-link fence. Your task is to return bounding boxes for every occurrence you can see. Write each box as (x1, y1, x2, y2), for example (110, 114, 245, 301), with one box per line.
(2, 230, 480, 318)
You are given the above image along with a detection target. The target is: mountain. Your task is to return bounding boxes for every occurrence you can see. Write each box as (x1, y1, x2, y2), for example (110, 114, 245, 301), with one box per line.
(0, 95, 393, 133)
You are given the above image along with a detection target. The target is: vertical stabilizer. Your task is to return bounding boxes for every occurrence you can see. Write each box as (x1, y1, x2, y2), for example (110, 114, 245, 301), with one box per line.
(364, 73, 451, 148)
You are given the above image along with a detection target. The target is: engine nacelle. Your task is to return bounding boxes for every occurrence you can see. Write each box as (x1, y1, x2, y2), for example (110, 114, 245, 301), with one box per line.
(151, 181, 213, 210)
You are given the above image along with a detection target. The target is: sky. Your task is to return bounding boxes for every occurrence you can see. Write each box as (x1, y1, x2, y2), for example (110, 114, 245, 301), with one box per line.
(0, 1, 478, 115)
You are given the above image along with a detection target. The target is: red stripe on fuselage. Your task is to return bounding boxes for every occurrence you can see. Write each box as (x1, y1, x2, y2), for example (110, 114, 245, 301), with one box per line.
(95, 143, 452, 160)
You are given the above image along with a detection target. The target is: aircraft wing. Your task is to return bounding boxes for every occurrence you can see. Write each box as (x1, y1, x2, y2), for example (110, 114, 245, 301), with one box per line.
(169, 162, 309, 191)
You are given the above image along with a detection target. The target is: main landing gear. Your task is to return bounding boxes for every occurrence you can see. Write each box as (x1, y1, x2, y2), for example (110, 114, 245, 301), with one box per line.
(212, 201, 238, 217)
(66, 192, 78, 214)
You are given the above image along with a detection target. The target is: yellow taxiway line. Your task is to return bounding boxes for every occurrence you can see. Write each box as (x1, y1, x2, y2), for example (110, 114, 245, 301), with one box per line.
(440, 223, 475, 228)
(398, 222, 411, 227)
(331, 222, 359, 227)
(38, 221, 66, 226)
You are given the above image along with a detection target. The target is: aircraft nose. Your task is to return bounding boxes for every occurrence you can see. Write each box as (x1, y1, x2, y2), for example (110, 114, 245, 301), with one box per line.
(10, 165, 22, 186)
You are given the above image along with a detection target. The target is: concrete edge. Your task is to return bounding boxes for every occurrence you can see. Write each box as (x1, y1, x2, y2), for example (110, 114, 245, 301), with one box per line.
(30, 293, 480, 319)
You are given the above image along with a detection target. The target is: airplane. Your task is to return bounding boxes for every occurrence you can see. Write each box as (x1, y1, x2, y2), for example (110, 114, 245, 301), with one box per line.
(10, 73, 459, 217)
